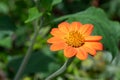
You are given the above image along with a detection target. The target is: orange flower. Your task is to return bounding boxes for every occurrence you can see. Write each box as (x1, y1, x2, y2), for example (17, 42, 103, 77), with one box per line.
(47, 22, 103, 60)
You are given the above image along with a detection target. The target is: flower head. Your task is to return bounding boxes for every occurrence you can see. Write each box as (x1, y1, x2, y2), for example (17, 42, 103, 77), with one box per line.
(47, 22, 103, 60)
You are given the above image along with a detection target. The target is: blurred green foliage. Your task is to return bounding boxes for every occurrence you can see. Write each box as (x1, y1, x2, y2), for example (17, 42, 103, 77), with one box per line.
(0, 0, 120, 80)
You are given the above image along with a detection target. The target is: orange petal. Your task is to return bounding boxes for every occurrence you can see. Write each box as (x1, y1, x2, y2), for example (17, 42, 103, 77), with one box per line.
(83, 44, 96, 56)
(70, 22, 82, 31)
(79, 24, 93, 36)
(47, 37, 64, 43)
(64, 46, 77, 58)
(85, 42, 103, 50)
(58, 22, 70, 33)
(85, 36, 102, 42)
(76, 47, 88, 60)
(50, 28, 65, 38)
(50, 42, 66, 51)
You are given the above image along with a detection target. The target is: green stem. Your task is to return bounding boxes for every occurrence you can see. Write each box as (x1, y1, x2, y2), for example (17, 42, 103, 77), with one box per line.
(45, 57, 75, 80)
(13, 18, 43, 80)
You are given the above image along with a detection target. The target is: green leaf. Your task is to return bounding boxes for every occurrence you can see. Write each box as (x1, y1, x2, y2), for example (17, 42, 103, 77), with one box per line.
(53, 7, 120, 58)
(7, 51, 60, 78)
(67, 7, 120, 58)
(0, 2, 9, 14)
(25, 7, 43, 23)
(52, 0, 62, 6)
(103, 51, 112, 63)
(38, 0, 53, 11)
(0, 36, 12, 48)
(112, 53, 120, 66)
(0, 31, 13, 48)
(109, 0, 120, 17)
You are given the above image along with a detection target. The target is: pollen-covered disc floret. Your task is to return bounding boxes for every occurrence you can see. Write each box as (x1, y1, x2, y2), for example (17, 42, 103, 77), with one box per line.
(65, 31, 85, 48)
(47, 22, 103, 60)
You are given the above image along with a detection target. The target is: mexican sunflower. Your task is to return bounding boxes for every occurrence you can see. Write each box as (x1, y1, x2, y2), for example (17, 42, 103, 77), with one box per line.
(47, 22, 103, 60)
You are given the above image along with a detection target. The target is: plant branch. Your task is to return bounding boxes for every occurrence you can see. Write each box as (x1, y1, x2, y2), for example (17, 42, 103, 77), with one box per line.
(13, 17, 43, 80)
(45, 57, 75, 80)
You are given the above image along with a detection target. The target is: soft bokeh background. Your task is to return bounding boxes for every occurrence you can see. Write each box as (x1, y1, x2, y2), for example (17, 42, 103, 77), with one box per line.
(0, 0, 120, 80)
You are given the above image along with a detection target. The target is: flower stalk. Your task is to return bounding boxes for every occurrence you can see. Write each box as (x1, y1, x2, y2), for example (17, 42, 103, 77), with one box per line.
(45, 57, 75, 80)
(13, 17, 43, 80)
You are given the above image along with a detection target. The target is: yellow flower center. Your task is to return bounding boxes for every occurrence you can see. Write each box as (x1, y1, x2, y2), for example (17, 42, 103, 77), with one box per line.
(64, 31, 85, 48)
